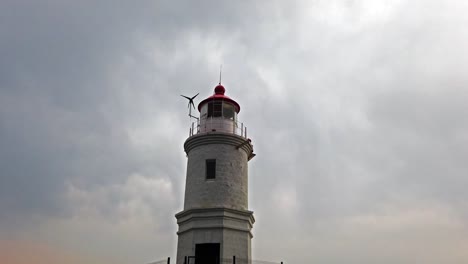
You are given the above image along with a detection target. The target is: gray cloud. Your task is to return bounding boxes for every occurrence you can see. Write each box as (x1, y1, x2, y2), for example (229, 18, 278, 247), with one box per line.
(1, 0, 468, 263)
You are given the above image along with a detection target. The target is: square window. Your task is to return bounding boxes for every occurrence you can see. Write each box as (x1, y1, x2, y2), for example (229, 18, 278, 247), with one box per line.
(207, 102, 214, 117)
(206, 159, 216, 179)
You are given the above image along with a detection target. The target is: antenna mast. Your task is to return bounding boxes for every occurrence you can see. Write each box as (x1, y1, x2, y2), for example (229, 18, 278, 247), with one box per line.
(219, 64, 222, 84)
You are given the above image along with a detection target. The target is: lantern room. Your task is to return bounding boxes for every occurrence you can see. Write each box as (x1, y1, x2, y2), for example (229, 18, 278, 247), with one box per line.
(192, 84, 247, 137)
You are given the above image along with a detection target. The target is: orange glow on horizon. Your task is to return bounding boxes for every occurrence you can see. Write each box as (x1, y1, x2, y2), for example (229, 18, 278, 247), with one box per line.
(0, 240, 107, 264)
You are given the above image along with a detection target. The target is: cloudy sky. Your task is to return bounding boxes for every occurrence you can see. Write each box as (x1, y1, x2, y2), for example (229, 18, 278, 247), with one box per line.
(1, 0, 468, 263)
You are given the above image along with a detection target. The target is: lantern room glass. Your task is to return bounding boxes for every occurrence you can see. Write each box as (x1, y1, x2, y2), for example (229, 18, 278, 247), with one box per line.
(201, 101, 237, 121)
(199, 101, 238, 134)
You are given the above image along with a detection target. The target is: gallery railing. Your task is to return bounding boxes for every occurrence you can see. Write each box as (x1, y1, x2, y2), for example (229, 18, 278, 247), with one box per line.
(183, 256, 283, 264)
(147, 257, 170, 264)
(220, 257, 284, 264)
(188, 117, 248, 139)
(147, 256, 284, 264)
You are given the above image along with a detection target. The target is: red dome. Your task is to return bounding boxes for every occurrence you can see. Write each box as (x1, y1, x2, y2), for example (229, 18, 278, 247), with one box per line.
(198, 84, 241, 113)
(214, 84, 225, 95)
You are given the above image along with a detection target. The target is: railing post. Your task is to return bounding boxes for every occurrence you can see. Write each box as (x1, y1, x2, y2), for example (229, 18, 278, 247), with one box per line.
(245, 127, 247, 138)
(167, 257, 170, 264)
(241, 123, 244, 137)
(233, 255, 236, 264)
(191, 122, 194, 135)
(184, 256, 187, 264)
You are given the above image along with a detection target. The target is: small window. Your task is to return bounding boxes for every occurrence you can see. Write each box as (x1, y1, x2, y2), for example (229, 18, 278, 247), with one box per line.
(223, 103, 235, 120)
(207, 101, 223, 117)
(200, 104, 208, 119)
(207, 102, 213, 117)
(213, 102, 222, 117)
(206, 159, 216, 179)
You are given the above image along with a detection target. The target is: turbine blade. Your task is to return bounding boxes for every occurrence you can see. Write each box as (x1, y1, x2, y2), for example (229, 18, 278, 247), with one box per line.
(191, 93, 199, 100)
(180, 95, 191, 100)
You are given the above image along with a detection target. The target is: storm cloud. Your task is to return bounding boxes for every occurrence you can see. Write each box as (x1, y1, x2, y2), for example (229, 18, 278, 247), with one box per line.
(1, 1, 468, 263)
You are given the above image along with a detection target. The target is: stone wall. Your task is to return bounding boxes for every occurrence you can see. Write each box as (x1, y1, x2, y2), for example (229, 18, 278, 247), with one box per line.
(175, 132, 255, 264)
(183, 133, 252, 210)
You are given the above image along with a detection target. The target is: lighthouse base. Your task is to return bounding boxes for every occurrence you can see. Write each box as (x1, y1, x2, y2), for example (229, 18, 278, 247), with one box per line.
(175, 207, 254, 264)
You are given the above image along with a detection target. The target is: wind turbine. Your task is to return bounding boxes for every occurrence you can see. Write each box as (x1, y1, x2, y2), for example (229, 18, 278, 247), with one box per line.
(180, 93, 199, 120)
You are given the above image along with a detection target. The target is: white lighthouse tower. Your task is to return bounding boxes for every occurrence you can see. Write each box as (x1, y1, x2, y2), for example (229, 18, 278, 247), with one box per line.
(176, 83, 256, 264)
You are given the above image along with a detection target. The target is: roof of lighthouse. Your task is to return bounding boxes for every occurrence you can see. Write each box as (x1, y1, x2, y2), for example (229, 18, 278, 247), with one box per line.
(197, 84, 241, 113)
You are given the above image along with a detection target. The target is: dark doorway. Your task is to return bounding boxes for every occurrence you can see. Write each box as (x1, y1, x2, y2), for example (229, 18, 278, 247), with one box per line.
(195, 243, 220, 264)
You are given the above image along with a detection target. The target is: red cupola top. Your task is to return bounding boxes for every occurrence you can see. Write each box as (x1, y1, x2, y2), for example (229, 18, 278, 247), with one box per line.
(214, 84, 225, 94)
(198, 84, 241, 113)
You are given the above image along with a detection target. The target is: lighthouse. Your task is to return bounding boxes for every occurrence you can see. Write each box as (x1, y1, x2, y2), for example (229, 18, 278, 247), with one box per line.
(176, 83, 255, 264)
